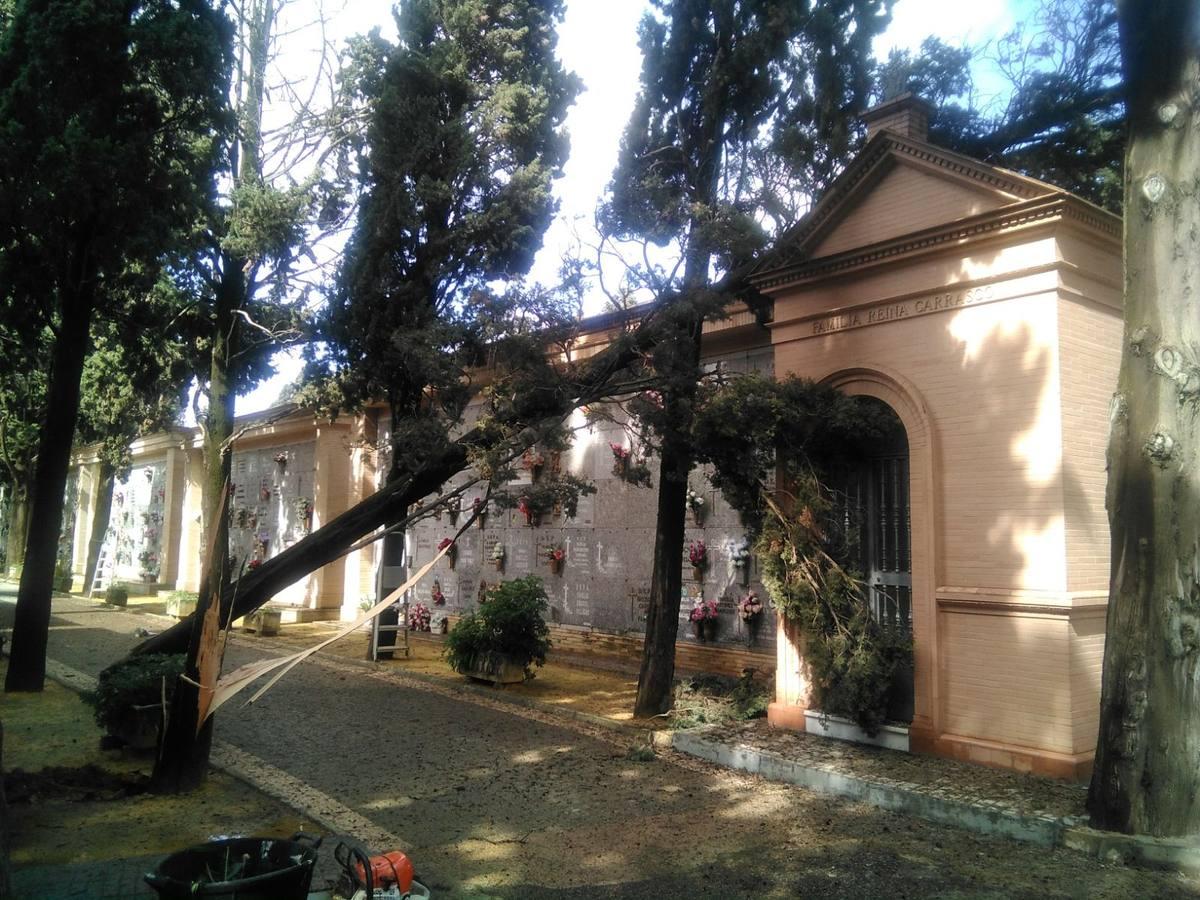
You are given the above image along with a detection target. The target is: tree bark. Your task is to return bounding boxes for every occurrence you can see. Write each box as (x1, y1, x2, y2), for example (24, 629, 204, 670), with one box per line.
(5, 280, 95, 692)
(1087, 0, 1200, 837)
(634, 319, 702, 717)
(82, 461, 114, 594)
(4, 482, 28, 579)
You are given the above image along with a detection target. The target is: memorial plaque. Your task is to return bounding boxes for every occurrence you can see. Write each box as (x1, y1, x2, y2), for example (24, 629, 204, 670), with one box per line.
(511, 534, 533, 571)
(629, 587, 650, 623)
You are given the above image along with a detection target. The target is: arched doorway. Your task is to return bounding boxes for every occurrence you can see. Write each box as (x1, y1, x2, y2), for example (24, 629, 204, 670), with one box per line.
(833, 397, 914, 723)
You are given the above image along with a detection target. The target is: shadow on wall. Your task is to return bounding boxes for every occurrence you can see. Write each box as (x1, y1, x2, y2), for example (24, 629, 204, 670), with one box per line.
(940, 250, 1100, 756)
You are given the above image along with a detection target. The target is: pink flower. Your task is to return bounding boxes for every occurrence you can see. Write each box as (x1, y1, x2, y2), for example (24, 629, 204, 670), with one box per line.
(609, 442, 631, 461)
(438, 538, 455, 552)
(688, 540, 707, 566)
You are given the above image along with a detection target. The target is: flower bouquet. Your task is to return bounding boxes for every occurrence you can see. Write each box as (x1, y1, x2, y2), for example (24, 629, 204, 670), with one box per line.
(688, 540, 707, 581)
(688, 597, 720, 640)
(438, 537, 458, 569)
(546, 544, 565, 575)
(686, 486, 706, 525)
(408, 602, 432, 632)
(431, 580, 446, 606)
(490, 542, 505, 572)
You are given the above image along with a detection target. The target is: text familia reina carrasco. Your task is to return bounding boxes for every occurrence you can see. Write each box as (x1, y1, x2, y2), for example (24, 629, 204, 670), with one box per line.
(810, 284, 995, 335)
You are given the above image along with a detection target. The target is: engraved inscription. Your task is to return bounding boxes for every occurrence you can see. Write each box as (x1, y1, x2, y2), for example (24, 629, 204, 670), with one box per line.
(810, 284, 997, 336)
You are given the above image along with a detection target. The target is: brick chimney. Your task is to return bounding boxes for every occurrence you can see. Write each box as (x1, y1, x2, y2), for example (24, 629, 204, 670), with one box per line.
(862, 92, 934, 143)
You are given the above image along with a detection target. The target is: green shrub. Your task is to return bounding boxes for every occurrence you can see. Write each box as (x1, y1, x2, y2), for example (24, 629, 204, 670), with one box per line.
(105, 584, 129, 606)
(167, 590, 198, 604)
(83, 653, 185, 735)
(444, 576, 552, 678)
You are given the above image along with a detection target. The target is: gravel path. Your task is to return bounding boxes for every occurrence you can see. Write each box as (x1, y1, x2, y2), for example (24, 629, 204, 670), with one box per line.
(4, 592, 1197, 899)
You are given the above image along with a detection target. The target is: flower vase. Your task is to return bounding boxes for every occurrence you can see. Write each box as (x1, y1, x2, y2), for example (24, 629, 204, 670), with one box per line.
(492, 558, 504, 573)
(525, 510, 541, 527)
(613, 458, 628, 479)
(702, 618, 718, 642)
(691, 508, 704, 527)
(530, 464, 543, 483)
(737, 562, 750, 587)
(448, 509, 459, 526)
(744, 615, 759, 647)
(549, 558, 563, 576)
(692, 565, 705, 583)
(447, 549, 458, 570)
(692, 620, 704, 640)
(476, 513, 487, 529)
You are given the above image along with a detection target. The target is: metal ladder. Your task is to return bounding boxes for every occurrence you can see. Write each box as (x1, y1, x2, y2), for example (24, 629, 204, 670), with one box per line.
(87, 539, 114, 598)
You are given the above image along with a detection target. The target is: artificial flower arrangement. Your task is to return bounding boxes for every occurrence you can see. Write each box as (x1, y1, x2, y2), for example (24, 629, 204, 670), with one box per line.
(688, 597, 719, 622)
(293, 496, 313, 524)
(546, 544, 565, 574)
(610, 442, 653, 487)
(490, 542, 505, 571)
(688, 540, 708, 571)
(729, 540, 751, 566)
(260, 484, 271, 501)
(737, 590, 763, 622)
(431, 580, 446, 606)
(247, 558, 263, 570)
(686, 486, 706, 524)
(273, 451, 288, 467)
(522, 449, 546, 473)
(472, 497, 487, 528)
(408, 602, 432, 632)
(438, 537, 458, 569)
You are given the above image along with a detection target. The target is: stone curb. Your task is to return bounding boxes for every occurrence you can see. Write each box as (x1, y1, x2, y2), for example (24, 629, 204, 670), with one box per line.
(657, 729, 1200, 875)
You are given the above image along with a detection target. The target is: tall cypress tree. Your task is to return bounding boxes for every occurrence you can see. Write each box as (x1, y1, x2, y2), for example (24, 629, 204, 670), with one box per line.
(0, 0, 231, 692)
(603, 0, 891, 717)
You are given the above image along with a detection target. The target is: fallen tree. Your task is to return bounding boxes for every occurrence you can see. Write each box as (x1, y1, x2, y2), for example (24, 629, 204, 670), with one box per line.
(132, 281, 755, 659)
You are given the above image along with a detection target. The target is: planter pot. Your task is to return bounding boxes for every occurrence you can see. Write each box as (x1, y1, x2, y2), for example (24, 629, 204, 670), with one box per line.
(459, 652, 527, 685)
(166, 597, 198, 619)
(701, 618, 718, 642)
(245, 609, 282, 636)
(803, 710, 910, 752)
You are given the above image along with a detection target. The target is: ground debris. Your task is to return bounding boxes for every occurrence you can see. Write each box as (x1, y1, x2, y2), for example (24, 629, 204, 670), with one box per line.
(4, 764, 149, 804)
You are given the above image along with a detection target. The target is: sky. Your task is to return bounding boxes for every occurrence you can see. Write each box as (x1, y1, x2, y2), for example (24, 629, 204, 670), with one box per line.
(236, 0, 1030, 415)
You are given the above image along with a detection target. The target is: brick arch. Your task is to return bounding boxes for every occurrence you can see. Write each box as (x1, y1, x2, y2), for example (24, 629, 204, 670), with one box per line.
(818, 366, 940, 750)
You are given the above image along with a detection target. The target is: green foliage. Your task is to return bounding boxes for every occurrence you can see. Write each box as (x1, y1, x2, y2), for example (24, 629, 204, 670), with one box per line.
(874, 0, 1124, 212)
(493, 473, 596, 520)
(693, 375, 891, 530)
(444, 576, 552, 677)
(105, 584, 129, 606)
(756, 476, 911, 735)
(315, 0, 581, 467)
(83, 653, 184, 735)
(694, 377, 910, 733)
(669, 670, 772, 729)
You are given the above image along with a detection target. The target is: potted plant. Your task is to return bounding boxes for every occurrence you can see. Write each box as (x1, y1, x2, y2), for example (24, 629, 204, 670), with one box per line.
(688, 540, 707, 582)
(438, 537, 458, 569)
(165, 590, 198, 619)
(490, 542, 505, 572)
(105, 583, 129, 607)
(444, 576, 551, 684)
(688, 597, 720, 641)
(738, 589, 764, 645)
(686, 486, 706, 526)
(545, 544, 565, 575)
(245, 607, 282, 636)
(83, 653, 184, 750)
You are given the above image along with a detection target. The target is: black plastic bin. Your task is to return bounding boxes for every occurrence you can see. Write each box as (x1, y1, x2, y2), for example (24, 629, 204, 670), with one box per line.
(144, 833, 320, 899)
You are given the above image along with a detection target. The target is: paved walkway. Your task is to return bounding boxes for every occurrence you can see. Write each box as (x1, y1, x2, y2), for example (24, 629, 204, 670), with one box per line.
(3, 591, 1198, 898)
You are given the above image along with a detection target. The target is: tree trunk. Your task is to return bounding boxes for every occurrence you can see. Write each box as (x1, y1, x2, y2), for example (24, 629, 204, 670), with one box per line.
(1087, 0, 1200, 837)
(4, 482, 28, 579)
(82, 461, 114, 594)
(5, 283, 95, 692)
(0, 722, 10, 898)
(633, 318, 703, 717)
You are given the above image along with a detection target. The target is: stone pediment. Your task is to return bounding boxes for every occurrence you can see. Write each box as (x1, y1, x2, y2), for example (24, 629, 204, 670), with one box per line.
(754, 132, 1062, 284)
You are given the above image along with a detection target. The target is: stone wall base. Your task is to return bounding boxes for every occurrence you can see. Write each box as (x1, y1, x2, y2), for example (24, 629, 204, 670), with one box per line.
(930, 732, 1094, 782)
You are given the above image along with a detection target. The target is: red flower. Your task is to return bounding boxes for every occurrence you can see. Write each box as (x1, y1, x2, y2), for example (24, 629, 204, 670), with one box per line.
(248, 559, 263, 570)
(438, 538, 455, 552)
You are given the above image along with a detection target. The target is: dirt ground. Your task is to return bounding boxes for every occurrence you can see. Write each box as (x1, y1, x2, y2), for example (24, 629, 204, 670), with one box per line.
(2, 661, 310, 868)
